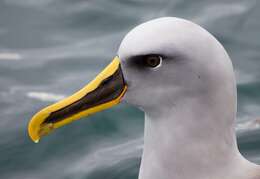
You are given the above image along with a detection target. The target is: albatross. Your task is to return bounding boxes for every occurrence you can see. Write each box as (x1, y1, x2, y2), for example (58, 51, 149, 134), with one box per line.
(28, 17, 260, 179)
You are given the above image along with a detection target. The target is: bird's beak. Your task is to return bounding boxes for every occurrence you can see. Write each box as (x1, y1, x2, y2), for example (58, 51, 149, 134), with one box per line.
(28, 56, 127, 143)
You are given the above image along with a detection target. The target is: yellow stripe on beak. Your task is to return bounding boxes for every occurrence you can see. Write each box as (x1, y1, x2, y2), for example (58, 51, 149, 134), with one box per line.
(28, 56, 127, 143)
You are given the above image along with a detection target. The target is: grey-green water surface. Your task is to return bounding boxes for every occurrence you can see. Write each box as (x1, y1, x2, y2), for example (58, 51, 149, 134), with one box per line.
(1, 0, 260, 178)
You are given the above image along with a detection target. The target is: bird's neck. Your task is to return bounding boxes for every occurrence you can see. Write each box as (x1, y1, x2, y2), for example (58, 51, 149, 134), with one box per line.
(139, 98, 245, 179)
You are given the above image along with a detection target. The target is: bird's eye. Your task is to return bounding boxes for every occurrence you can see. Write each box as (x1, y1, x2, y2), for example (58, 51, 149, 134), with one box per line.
(143, 55, 162, 68)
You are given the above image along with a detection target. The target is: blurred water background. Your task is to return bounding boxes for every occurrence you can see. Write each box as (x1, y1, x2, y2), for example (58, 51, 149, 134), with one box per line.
(1, 0, 260, 178)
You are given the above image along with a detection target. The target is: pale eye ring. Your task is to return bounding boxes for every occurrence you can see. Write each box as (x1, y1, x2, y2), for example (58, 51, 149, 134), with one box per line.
(144, 55, 162, 68)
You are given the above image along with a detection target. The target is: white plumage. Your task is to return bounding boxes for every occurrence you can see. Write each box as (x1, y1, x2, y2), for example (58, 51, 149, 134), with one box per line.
(117, 17, 260, 179)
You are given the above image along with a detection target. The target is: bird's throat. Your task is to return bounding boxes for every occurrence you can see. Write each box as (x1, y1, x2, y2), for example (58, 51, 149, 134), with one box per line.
(138, 105, 240, 179)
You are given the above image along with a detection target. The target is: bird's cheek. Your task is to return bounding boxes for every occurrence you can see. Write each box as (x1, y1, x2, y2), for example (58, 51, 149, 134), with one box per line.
(121, 86, 137, 104)
(120, 69, 136, 93)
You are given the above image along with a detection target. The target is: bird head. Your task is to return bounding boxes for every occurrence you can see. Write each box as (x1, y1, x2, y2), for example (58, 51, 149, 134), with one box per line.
(28, 17, 236, 143)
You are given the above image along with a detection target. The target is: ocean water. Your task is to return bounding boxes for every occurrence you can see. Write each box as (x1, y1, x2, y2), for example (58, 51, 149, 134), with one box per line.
(1, 0, 260, 178)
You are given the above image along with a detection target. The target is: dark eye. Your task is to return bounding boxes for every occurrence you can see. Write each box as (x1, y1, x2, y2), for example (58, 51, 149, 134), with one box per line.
(143, 55, 162, 68)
